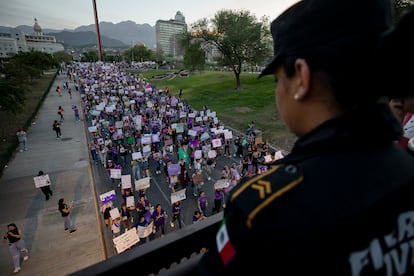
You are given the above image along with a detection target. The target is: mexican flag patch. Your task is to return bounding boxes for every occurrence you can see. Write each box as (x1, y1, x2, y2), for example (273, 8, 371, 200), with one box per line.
(216, 220, 236, 265)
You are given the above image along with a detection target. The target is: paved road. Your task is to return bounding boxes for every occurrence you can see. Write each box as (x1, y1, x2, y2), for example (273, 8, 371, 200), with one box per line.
(0, 71, 282, 275)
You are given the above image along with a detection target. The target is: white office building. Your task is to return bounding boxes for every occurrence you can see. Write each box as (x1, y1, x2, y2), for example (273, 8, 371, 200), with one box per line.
(0, 18, 64, 58)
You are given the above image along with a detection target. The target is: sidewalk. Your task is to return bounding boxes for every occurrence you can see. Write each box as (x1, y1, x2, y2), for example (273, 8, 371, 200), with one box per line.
(0, 73, 105, 276)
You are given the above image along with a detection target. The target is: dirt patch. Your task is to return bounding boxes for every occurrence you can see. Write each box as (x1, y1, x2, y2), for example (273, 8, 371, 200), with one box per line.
(234, 107, 252, 113)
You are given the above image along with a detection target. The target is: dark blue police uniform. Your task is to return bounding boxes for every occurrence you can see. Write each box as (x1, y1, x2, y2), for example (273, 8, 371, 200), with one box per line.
(197, 104, 414, 275)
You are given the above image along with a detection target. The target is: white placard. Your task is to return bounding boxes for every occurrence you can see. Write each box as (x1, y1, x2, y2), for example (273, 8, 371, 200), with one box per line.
(188, 113, 196, 118)
(33, 174, 51, 188)
(110, 169, 122, 179)
(188, 129, 197, 137)
(88, 126, 97, 133)
(171, 189, 186, 204)
(180, 112, 187, 118)
(113, 228, 140, 254)
(224, 130, 233, 140)
(126, 196, 135, 208)
(135, 177, 151, 191)
(196, 117, 202, 122)
(264, 154, 273, 163)
(121, 174, 132, 189)
(138, 221, 153, 238)
(115, 121, 123, 129)
(214, 179, 230, 190)
(110, 208, 120, 220)
(212, 139, 222, 148)
(141, 135, 152, 145)
(132, 152, 142, 160)
(92, 110, 101, 116)
(142, 145, 151, 155)
(274, 150, 284, 160)
(194, 150, 202, 160)
(208, 150, 217, 158)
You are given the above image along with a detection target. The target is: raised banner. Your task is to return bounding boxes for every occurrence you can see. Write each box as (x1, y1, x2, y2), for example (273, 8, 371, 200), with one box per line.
(171, 189, 186, 204)
(99, 190, 116, 203)
(113, 228, 140, 254)
(135, 177, 151, 191)
(33, 174, 51, 188)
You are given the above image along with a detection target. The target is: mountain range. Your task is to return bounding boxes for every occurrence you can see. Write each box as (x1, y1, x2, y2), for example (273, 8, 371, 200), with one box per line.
(0, 21, 156, 49)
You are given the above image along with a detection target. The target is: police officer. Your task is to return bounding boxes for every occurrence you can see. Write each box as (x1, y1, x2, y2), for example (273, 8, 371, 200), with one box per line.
(197, 0, 414, 275)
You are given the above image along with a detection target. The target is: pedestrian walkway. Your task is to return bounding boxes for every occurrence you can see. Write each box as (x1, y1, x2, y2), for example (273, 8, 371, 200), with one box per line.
(0, 72, 105, 275)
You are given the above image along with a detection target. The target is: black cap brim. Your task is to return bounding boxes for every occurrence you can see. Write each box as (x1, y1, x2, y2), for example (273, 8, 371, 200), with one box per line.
(258, 54, 282, 78)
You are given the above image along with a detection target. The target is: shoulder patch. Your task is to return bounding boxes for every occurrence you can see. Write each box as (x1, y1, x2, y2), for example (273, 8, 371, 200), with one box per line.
(230, 164, 304, 228)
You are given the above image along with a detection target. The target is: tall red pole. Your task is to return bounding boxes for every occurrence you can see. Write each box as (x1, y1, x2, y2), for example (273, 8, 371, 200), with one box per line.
(92, 0, 103, 61)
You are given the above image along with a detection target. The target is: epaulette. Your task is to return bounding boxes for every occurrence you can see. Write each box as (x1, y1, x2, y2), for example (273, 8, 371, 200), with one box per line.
(230, 164, 303, 229)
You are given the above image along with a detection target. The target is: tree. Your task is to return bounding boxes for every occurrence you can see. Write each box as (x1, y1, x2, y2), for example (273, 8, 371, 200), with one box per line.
(183, 41, 206, 73)
(180, 32, 206, 73)
(53, 51, 73, 64)
(0, 79, 25, 114)
(0, 51, 59, 114)
(393, 0, 414, 22)
(190, 10, 271, 90)
(123, 45, 153, 63)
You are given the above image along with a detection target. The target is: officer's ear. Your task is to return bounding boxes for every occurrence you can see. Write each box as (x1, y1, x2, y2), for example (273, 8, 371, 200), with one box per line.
(293, 58, 311, 101)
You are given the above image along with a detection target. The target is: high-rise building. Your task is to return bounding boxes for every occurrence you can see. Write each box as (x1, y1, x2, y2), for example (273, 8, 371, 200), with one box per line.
(0, 18, 64, 58)
(155, 11, 187, 58)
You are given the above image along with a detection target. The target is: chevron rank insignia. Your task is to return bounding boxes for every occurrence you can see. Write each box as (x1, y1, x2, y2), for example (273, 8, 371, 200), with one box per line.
(230, 164, 304, 228)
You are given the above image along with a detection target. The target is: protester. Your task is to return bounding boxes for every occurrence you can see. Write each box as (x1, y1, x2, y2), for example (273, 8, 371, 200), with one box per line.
(53, 120, 62, 139)
(58, 198, 76, 233)
(2, 223, 29, 274)
(16, 127, 27, 152)
(37, 170, 53, 200)
(197, 0, 414, 275)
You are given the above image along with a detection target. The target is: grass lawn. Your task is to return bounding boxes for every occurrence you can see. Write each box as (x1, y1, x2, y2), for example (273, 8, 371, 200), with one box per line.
(143, 70, 296, 151)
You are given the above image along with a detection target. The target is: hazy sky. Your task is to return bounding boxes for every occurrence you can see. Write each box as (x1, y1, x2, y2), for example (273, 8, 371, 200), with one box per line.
(0, 0, 300, 29)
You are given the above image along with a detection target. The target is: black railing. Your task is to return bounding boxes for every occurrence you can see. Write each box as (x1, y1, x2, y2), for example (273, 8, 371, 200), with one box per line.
(70, 212, 223, 275)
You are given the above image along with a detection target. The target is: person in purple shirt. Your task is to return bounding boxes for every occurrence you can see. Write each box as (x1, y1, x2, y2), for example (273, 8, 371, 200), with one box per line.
(212, 188, 224, 214)
(197, 191, 208, 217)
(151, 203, 167, 237)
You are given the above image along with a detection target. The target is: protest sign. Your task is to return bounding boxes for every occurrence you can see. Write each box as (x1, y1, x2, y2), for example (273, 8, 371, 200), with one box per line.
(121, 174, 132, 189)
(99, 190, 116, 203)
(214, 179, 230, 190)
(126, 196, 135, 208)
(212, 139, 222, 148)
(110, 169, 122, 179)
(132, 152, 142, 160)
(113, 228, 140, 254)
(171, 189, 186, 204)
(168, 163, 180, 176)
(110, 208, 120, 220)
(33, 174, 51, 188)
(138, 221, 153, 238)
(135, 177, 151, 191)
(88, 126, 97, 133)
